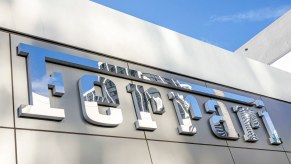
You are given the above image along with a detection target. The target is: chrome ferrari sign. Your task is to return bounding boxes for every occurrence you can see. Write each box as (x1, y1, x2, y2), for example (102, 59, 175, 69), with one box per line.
(17, 43, 282, 145)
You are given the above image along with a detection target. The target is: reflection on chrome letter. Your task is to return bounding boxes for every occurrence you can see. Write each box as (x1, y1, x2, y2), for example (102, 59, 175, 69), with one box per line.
(258, 111, 282, 145)
(232, 106, 260, 142)
(205, 100, 239, 140)
(126, 84, 164, 130)
(145, 88, 165, 114)
(18, 46, 65, 120)
(168, 92, 201, 135)
(79, 75, 122, 126)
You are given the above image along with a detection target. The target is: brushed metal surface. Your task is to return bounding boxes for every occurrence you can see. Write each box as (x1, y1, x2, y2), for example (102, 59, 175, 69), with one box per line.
(230, 148, 289, 164)
(0, 31, 14, 127)
(0, 0, 291, 103)
(148, 140, 234, 164)
(286, 153, 291, 163)
(16, 129, 151, 164)
(0, 128, 16, 164)
(261, 96, 291, 152)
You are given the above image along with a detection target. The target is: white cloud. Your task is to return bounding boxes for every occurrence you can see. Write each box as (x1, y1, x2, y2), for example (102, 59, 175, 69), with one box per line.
(210, 6, 291, 23)
(31, 75, 51, 96)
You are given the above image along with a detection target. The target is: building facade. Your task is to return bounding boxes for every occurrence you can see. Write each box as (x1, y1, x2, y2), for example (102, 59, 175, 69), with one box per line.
(1, 1, 291, 164)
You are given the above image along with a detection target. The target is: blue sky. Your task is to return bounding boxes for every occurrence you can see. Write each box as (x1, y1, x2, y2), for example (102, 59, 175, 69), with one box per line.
(92, 0, 291, 51)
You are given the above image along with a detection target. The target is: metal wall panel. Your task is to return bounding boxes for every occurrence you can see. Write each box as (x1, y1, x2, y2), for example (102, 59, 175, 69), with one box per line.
(148, 140, 234, 164)
(261, 96, 291, 152)
(230, 148, 289, 164)
(5, 33, 291, 164)
(16, 130, 151, 164)
(0, 128, 16, 164)
(10, 34, 145, 139)
(1, 0, 291, 103)
(0, 31, 14, 127)
(286, 153, 291, 163)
